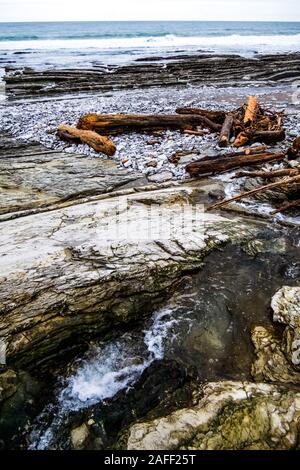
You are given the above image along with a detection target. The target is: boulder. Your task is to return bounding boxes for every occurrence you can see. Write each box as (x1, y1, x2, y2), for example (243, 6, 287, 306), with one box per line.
(123, 381, 300, 450)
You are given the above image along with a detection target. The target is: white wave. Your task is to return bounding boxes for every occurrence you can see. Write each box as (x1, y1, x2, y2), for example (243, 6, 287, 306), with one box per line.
(1, 33, 300, 54)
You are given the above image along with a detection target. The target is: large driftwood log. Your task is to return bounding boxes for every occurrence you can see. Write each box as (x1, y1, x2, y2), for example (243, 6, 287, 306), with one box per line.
(77, 113, 221, 135)
(57, 124, 116, 156)
(175, 107, 226, 124)
(218, 114, 234, 147)
(185, 152, 286, 177)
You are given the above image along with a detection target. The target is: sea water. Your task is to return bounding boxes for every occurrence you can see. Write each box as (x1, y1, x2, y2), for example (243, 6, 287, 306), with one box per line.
(0, 21, 299, 67)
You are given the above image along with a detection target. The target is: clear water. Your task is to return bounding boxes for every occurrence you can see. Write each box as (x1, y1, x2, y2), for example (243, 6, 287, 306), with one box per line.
(0, 21, 299, 67)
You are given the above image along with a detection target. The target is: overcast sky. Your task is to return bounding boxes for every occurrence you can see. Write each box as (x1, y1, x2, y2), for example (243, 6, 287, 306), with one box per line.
(0, 0, 299, 22)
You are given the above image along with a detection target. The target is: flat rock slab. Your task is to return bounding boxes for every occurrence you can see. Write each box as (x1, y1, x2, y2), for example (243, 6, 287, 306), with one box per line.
(0, 134, 142, 215)
(4, 53, 300, 100)
(0, 179, 263, 368)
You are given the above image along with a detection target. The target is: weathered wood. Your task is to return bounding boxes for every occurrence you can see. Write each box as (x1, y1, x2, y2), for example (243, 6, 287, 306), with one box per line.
(185, 152, 286, 177)
(57, 124, 116, 156)
(234, 129, 285, 147)
(252, 129, 286, 144)
(77, 113, 221, 135)
(244, 145, 268, 155)
(244, 96, 258, 125)
(183, 129, 206, 136)
(208, 174, 300, 211)
(218, 114, 234, 147)
(176, 107, 226, 124)
(234, 132, 249, 148)
(233, 168, 299, 179)
(287, 136, 300, 160)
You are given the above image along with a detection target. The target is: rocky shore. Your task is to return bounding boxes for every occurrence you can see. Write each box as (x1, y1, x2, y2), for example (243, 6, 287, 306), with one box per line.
(0, 52, 300, 450)
(4, 53, 300, 100)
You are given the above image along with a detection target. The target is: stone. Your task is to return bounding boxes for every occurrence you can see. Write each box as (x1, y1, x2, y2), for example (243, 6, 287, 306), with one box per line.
(146, 160, 157, 168)
(271, 286, 300, 368)
(147, 171, 173, 183)
(0, 176, 262, 368)
(71, 423, 90, 450)
(123, 381, 300, 450)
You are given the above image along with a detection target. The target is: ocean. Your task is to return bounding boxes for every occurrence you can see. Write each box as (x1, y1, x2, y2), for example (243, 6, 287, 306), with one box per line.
(0, 21, 299, 68)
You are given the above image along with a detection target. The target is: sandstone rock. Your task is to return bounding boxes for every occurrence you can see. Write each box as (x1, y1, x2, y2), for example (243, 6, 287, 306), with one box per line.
(71, 423, 90, 450)
(123, 381, 300, 450)
(271, 286, 300, 368)
(0, 136, 141, 216)
(0, 369, 18, 401)
(251, 286, 300, 383)
(0, 178, 261, 368)
(251, 326, 299, 383)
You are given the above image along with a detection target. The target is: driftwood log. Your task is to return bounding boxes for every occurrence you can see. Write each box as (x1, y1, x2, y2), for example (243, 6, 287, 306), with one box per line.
(218, 114, 234, 147)
(185, 152, 286, 177)
(208, 174, 300, 211)
(77, 113, 221, 135)
(176, 107, 226, 124)
(57, 124, 116, 156)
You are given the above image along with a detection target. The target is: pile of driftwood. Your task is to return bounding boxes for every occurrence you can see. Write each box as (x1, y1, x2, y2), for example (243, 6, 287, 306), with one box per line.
(56, 96, 300, 215)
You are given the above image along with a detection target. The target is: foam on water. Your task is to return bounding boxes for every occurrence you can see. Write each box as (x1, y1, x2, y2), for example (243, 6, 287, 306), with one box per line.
(1, 33, 300, 55)
(28, 306, 185, 449)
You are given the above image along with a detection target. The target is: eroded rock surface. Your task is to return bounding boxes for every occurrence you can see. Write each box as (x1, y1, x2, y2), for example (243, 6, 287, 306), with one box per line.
(252, 286, 300, 383)
(0, 161, 263, 368)
(0, 135, 141, 216)
(123, 381, 300, 450)
(5, 53, 300, 100)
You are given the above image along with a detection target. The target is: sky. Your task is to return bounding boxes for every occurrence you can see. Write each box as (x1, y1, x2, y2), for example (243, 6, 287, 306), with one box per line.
(0, 0, 299, 22)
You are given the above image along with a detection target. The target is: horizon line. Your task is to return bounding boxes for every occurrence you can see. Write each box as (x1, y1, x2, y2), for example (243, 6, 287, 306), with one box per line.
(1, 19, 300, 24)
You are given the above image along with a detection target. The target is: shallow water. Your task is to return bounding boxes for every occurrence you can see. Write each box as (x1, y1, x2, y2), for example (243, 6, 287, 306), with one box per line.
(27, 228, 300, 450)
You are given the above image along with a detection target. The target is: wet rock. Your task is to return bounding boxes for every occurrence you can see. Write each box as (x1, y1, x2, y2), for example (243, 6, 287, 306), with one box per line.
(4, 54, 299, 100)
(272, 286, 300, 368)
(0, 367, 41, 448)
(70, 423, 90, 450)
(251, 326, 299, 383)
(0, 368, 18, 401)
(242, 237, 288, 256)
(251, 286, 300, 383)
(122, 381, 300, 450)
(0, 135, 142, 216)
